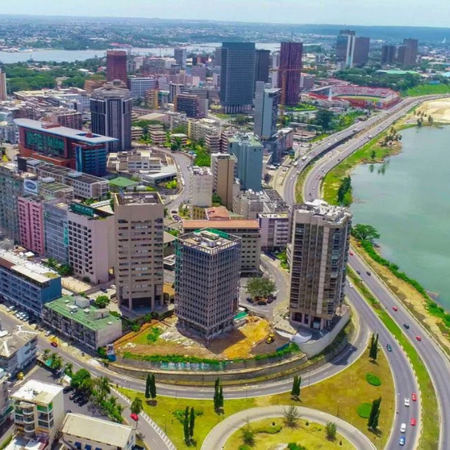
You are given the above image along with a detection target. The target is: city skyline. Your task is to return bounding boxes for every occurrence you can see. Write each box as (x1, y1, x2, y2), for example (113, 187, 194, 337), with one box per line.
(1, 0, 450, 28)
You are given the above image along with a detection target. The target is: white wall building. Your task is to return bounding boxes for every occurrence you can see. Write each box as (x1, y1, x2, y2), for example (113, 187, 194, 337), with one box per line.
(258, 213, 290, 251)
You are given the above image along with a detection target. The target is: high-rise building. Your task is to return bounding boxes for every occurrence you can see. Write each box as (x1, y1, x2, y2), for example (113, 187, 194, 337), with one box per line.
(0, 69, 7, 101)
(128, 77, 157, 99)
(220, 42, 255, 113)
(169, 83, 184, 103)
(114, 192, 164, 311)
(254, 81, 280, 140)
(106, 50, 128, 84)
(254, 49, 271, 85)
(353, 37, 370, 66)
(289, 200, 352, 329)
(278, 42, 303, 107)
(398, 38, 419, 66)
(44, 201, 69, 264)
(175, 229, 241, 339)
(381, 45, 397, 65)
(90, 82, 132, 152)
(174, 48, 187, 69)
(214, 47, 222, 67)
(210, 153, 236, 211)
(174, 94, 201, 118)
(17, 195, 47, 255)
(228, 133, 263, 192)
(336, 30, 356, 68)
(189, 166, 213, 219)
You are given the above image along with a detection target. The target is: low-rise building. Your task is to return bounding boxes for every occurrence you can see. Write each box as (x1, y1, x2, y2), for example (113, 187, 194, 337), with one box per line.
(12, 380, 64, 446)
(43, 296, 122, 350)
(107, 150, 162, 173)
(61, 413, 135, 450)
(0, 328, 38, 376)
(131, 126, 144, 141)
(0, 251, 61, 316)
(258, 213, 290, 251)
(234, 189, 288, 219)
(148, 124, 166, 146)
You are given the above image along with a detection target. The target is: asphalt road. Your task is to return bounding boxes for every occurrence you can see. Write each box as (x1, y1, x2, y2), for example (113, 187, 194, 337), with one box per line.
(295, 95, 450, 450)
(165, 149, 192, 211)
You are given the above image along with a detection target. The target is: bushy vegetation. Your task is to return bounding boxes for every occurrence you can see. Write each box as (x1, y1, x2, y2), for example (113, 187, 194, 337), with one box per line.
(146, 327, 163, 344)
(356, 403, 372, 419)
(366, 374, 382, 386)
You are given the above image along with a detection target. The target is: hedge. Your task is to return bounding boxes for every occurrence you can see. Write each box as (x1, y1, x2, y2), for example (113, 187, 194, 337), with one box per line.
(357, 403, 372, 418)
(366, 373, 382, 386)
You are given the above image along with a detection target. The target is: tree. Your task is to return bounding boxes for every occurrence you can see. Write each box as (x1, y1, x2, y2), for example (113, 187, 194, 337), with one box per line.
(43, 348, 51, 360)
(246, 277, 276, 300)
(351, 224, 380, 242)
(189, 407, 195, 440)
(368, 397, 382, 430)
(64, 362, 73, 377)
(95, 376, 110, 396)
(213, 378, 220, 410)
(149, 374, 157, 400)
(370, 150, 376, 161)
(428, 115, 434, 125)
(337, 176, 352, 205)
(315, 109, 334, 130)
(71, 369, 91, 390)
(50, 354, 62, 371)
(369, 333, 379, 360)
(218, 386, 224, 409)
(94, 295, 110, 309)
(183, 406, 190, 444)
(212, 193, 222, 206)
(291, 375, 301, 400)
(145, 374, 151, 401)
(326, 422, 337, 441)
(283, 405, 300, 428)
(130, 396, 143, 416)
(241, 425, 255, 446)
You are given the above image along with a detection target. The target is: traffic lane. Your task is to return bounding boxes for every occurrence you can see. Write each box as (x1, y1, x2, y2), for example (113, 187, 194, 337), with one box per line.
(349, 253, 450, 449)
(346, 287, 419, 450)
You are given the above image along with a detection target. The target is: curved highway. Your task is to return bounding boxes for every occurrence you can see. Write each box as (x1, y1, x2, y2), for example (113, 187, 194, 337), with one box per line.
(292, 95, 450, 450)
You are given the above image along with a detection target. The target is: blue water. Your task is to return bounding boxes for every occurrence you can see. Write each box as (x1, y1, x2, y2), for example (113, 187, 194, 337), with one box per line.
(351, 126, 450, 310)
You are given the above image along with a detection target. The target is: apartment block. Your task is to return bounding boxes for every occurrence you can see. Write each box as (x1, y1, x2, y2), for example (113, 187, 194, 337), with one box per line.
(189, 166, 213, 219)
(67, 203, 114, 284)
(258, 213, 290, 251)
(12, 380, 64, 445)
(175, 229, 241, 339)
(210, 153, 236, 211)
(289, 200, 352, 330)
(61, 413, 135, 450)
(0, 251, 61, 316)
(182, 218, 261, 275)
(43, 202, 69, 265)
(0, 328, 38, 376)
(234, 189, 288, 220)
(43, 295, 122, 350)
(114, 192, 164, 311)
(148, 124, 166, 146)
(18, 195, 49, 255)
(0, 370, 11, 427)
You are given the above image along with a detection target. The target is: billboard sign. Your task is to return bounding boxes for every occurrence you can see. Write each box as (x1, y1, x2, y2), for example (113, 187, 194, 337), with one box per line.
(24, 179, 39, 195)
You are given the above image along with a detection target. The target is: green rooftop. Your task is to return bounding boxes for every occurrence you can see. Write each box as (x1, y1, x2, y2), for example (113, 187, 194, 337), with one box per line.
(109, 177, 139, 188)
(45, 295, 121, 331)
(376, 69, 419, 75)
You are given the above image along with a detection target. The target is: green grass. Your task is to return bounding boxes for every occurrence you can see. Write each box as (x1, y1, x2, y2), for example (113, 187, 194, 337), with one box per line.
(348, 267, 440, 450)
(366, 373, 382, 386)
(224, 418, 354, 450)
(295, 164, 313, 203)
(406, 83, 450, 97)
(357, 403, 372, 419)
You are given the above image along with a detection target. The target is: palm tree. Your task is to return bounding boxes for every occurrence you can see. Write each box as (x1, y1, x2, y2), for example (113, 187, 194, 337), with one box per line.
(95, 376, 111, 395)
(130, 397, 143, 415)
(43, 349, 51, 359)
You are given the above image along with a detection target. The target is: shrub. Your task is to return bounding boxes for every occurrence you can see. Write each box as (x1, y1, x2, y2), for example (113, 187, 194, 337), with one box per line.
(146, 327, 162, 344)
(254, 424, 282, 434)
(357, 403, 372, 418)
(366, 373, 382, 386)
(130, 324, 140, 332)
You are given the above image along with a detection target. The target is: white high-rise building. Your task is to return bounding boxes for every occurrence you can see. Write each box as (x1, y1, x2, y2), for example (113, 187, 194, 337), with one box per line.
(254, 81, 280, 140)
(0, 69, 7, 101)
(189, 166, 213, 219)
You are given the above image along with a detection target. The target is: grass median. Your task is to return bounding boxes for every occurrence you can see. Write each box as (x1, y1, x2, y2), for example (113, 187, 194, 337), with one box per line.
(348, 267, 439, 450)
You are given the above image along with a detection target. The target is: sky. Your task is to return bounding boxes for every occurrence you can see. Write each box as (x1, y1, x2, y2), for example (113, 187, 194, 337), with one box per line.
(2, 0, 450, 28)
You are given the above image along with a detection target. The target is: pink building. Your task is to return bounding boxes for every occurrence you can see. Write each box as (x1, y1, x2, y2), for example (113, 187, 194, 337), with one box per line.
(18, 196, 46, 255)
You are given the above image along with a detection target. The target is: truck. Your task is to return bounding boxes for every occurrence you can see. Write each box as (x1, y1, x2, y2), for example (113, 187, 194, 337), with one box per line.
(301, 156, 307, 161)
(293, 161, 298, 167)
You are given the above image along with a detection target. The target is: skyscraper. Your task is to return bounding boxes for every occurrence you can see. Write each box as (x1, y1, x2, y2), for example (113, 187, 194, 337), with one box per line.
(106, 50, 128, 84)
(289, 200, 352, 330)
(353, 37, 370, 66)
(381, 45, 397, 65)
(228, 133, 263, 192)
(278, 42, 303, 107)
(254, 81, 280, 140)
(175, 229, 241, 339)
(398, 38, 419, 66)
(220, 42, 256, 113)
(254, 49, 271, 85)
(174, 48, 187, 69)
(210, 153, 236, 211)
(114, 192, 164, 311)
(90, 82, 132, 152)
(0, 69, 7, 101)
(336, 30, 356, 68)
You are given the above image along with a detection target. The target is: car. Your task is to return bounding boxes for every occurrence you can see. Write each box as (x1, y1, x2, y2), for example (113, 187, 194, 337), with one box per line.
(100, 288, 108, 293)
(349, 283, 354, 288)
(246, 297, 254, 303)
(50, 341, 58, 348)
(416, 335, 422, 342)
(257, 300, 265, 306)
(66, 410, 72, 414)
(399, 436, 406, 446)
(171, 210, 177, 214)
(63, 386, 73, 394)
(366, 271, 371, 276)
(78, 398, 88, 406)
(267, 297, 274, 304)
(400, 423, 406, 433)
(356, 270, 361, 275)
(411, 393, 417, 401)
(349, 252, 354, 256)
(69, 392, 77, 400)
(45, 330, 52, 337)
(404, 398, 410, 407)
(6, 306, 13, 312)
(130, 413, 139, 422)
(392, 306, 398, 311)
(386, 344, 392, 352)
(403, 323, 410, 330)
(411, 418, 416, 426)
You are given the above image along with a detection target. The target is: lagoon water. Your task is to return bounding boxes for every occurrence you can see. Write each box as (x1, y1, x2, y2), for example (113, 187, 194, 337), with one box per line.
(351, 126, 450, 311)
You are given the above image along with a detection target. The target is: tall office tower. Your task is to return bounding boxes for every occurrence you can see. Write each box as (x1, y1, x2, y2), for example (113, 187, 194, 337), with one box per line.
(106, 50, 128, 84)
(220, 42, 256, 113)
(0, 69, 6, 101)
(44, 201, 69, 264)
(174, 94, 200, 118)
(210, 153, 236, 211)
(254, 81, 280, 140)
(353, 37, 370, 66)
(90, 82, 133, 152)
(169, 83, 184, 103)
(289, 200, 352, 330)
(17, 195, 46, 255)
(189, 166, 213, 219)
(114, 192, 164, 311)
(278, 42, 303, 107)
(128, 77, 157, 99)
(381, 45, 397, 65)
(174, 48, 187, 69)
(228, 133, 263, 192)
(398, 38, 419, 66)
(254, 49, 271, 85)
(175, 229, 241, 339)
(336, 30, 356, 68)
(214, 47, 222, 67)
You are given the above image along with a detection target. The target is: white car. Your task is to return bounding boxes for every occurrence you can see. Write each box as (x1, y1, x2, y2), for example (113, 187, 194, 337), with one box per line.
(45, 330, 52, 337)
(349, 283, 354, 288)
(400, 423, 406, 433)
(404, 398, 410, 407)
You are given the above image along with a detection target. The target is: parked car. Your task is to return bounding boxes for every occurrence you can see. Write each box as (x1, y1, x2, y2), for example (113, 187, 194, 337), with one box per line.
(69, 392, 77, 400)
(63, 386, 73, 394)
(246, 297, 254, 304)
(45, 330, 52, 337)
(100, 288, 108, 293)
(51, 341, 58, 348)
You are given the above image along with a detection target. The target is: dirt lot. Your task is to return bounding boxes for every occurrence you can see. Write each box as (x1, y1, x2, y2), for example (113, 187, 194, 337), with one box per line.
(416, 98, 450, 123)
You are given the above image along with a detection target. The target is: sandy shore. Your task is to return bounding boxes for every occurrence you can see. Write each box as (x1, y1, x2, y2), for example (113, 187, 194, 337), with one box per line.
(417, 98, 450, 123)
